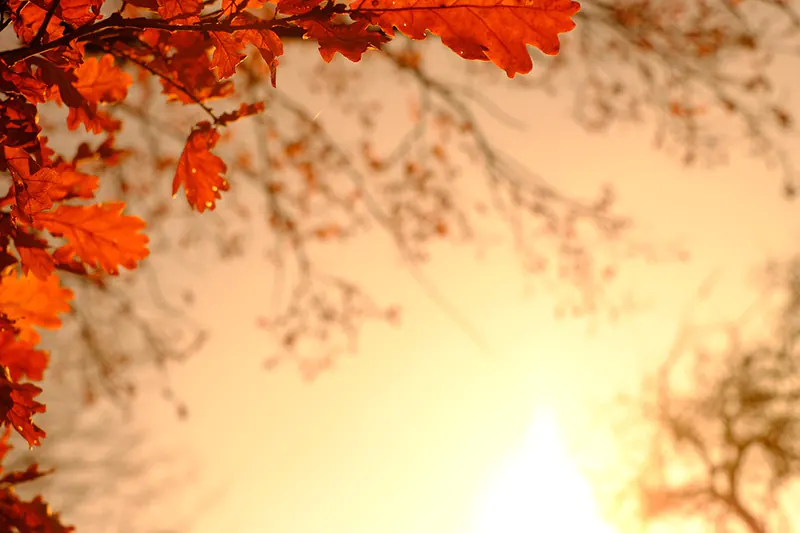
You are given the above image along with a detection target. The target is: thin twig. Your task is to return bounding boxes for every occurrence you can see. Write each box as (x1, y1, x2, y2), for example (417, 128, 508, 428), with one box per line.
(31, 0, 61, 46)
(106, 45, 219, 124)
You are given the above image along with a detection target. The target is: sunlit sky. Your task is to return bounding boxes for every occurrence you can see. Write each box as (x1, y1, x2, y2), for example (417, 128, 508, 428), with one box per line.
(32, 36, 800, 533)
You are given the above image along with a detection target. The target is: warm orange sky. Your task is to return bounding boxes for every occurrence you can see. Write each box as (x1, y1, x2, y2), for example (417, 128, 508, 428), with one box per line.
(33, 39, 800, 533)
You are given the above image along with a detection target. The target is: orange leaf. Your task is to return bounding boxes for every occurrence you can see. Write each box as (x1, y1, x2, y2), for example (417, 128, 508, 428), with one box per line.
(72, 54, 132, 104)
(210, 32, 247, 80)
(33, 203, 149, 275)
(275, 0, 320, 14)
(0, 271, 73, 337)
(0, 493, 73, 532)
(210, 24, 284, 83)
(0, 331, 48, 382)
(13, 231, 55, 280)
(59, 0, 104, 26)
(217, 102, 266, 126)
(47, 163, 100, 201)
(157, 0, 201, 22)
(239, 14, 283, 87)
(66, 105, 122, 134)
(298, 19, 389, 62)
(173, 123, 230, 212)
(12, 167, 60, 220)
(222, 0, 266, 14)
(349, 0, 580, 77)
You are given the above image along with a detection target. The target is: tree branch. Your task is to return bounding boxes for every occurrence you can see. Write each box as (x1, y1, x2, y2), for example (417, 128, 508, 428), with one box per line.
(0, 12, 308, 65)
(31, 0, 61, 46)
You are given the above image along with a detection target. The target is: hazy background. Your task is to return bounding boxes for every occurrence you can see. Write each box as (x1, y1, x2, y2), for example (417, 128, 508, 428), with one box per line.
(27, 35, 800, 533)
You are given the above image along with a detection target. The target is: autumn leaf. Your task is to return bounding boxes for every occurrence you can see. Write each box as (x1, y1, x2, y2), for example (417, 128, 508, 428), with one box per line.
(221, 0, 266, 15)
(72, 54, 132, 104)
(12, 167, 60, 220)
(0, 64, 49, 105)
(0, 271, 73, 337)
(7, 0, 64, 44)
(0, 493, 73, 533)
(58, 0, 105, 26)
(173, 122, 230, 212)
(275, 0, 321, 14)
(217, 102, 266, 126)
(157, 0, 202, 22)
(134, 32, 236, 103)
(33, 203, 150, 275)
(0, 331, 48, 381)
(210, 32, 247, 80)
(349, 0, 580, 76)
(236, 14, 284, 86)
(13, 230, 55, 280)
(66, 102, 123, 134)
(0, 98, 40, 150)
(0, 463, 51, 486)
(298, 19, 389, 62)
(46, 163, 100, 201)
(0, 368, 46, 447)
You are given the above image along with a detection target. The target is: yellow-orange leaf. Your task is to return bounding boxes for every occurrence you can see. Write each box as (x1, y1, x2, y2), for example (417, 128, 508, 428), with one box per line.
(349, 0, 580, 77)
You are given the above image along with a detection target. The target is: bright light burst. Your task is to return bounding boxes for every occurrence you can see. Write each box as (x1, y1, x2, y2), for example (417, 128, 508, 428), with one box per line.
(471, 408, 619, 533)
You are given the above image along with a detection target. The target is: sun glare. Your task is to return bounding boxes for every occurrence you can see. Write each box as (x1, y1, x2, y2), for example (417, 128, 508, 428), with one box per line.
(471, 408, 619, 533)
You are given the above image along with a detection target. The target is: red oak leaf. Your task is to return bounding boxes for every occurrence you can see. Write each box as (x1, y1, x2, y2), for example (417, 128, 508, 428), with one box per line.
(133, 32, 235, 103)
(0, 331, 48, 381)
(298, 19, 389, 62)
(13, 231, 55, 280)
(72, 54, 132, 104)
(0, 271, 73, 338)
(29, 53, 124, 134)
(173, 122, 230, 212)
(0, 463, 51, 486)
(12, 167, 60, 219)
(276, 0, 322, 14)
(46, 163, 99, 201)
(66, 103, 122, 134)
(28, 57, 83, 109)
(9, 0, 103, 38)
(210, 32, 247, 80)
(217, 102, 266, 126)
(0, 98, 40, 150)
(234, 13, 283, 86)
(0, 64, 49, 105)
(15, 246, 54, 281)
(157, 0, 202, 23)
(349, 0, 580, 77)
(71, 137, 129, 168)
(58, 0, 104, 26)
(33, 203, 150, 275)
(0, 493, 73, 533)
(0, 369, 46, 447)
(221, 0, 266, 15)
(8, 0, 64, 44)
